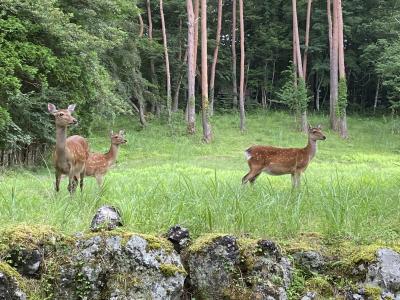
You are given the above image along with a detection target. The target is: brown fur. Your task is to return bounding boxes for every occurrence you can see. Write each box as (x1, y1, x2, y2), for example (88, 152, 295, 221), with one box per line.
(83, 130, 126, 187)
(242, 125, 326, 188)
(48, 103, 89, 193)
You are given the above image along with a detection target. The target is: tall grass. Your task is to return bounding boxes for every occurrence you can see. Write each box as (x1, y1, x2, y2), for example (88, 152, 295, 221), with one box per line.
(0, 111, 399, 242)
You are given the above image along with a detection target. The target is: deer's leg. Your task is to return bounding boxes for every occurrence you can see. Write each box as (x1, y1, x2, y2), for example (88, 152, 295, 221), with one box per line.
(79, 173, 85, 191)
(242, 166, 263, 185)
(95, 175, 104, 187)
(55, 170, 61, 192)
(291, 173, 301, 188)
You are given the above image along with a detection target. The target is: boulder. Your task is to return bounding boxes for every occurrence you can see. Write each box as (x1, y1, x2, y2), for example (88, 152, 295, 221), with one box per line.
(0, 263, 26, 300)
(366, 248, 400, 293)
(293, 251, 325, 273)
(166, 225, 190, 253)
(186, 235, 292, 299)
(90, 205, 123, 232)
(54, 233, 186, 300)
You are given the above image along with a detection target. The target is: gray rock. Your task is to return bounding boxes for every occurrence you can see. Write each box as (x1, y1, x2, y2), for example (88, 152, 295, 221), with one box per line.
(366, 248, 400, 293)
(7, 249, 42, 278)
(347, 294, 364, 300)
(293, 250, 325, 272)
(187, 236, 292, 299)
(0, 271, 26, 300)
(166, 225, 190, 253)
(54, 234, 185, 300)
(90, 205, 122, 232)
(301, 291, 316, 300)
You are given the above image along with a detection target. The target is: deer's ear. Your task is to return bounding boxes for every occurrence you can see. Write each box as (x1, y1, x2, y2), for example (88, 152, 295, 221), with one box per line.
(48, 103, 57, 114)
(308, 123, 312, 130)
(67, 104, 76, 112)
(119, 130, 125, 135)
(317, 124, 322, 129)
(110, 130, 114, 137)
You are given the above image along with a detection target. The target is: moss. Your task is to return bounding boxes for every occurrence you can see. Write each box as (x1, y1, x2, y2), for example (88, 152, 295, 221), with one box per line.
(188, 233, 225, 253)
(159, 263, 187, 277)
(364, 285, 382, 300)
(138, 233, 174, 253)
(0, 261, 27, 292)
(237, 238, 259, 272)
(0, 224, 72, 255)
(305, 276, 333, 298)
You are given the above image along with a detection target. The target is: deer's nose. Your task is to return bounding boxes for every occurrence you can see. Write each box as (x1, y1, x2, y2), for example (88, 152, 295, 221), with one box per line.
(71, 119, 78, 125)
(322, 136, 326, 140)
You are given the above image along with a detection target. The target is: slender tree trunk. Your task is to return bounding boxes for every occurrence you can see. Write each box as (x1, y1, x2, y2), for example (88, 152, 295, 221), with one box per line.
(292, 0, 303, 78)
(209, 0, 223, 116)
(187, 0, 196, 134)
(194, 0, 200, 72)
(201, 0, 212, 142)
(186, 0, 200, 121)
(328, 0, 339, 130)
(303, 0, 312, 79)
(138, 14, 144, 37)
(374, 79, 380, 113)
(232, 0, 238, 109)
(172, 19, 184, 112)
(337, 0, 348, 138)
(160, 0, 172, 123)
(147, 0, 159, 116)
(239, 0, 246, 131)
(293, 0, 307, 132)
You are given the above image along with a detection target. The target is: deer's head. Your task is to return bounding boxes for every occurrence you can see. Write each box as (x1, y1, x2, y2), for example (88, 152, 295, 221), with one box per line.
(308, 124, 326, 141)
(110, 130, 127, 145)
(48, 103, 78, 127)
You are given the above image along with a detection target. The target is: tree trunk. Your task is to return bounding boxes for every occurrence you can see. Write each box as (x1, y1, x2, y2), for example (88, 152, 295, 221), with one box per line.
(374, 79, 380, 113)
(160, 0, 172, 123)
(303, 0, 312, 79)
(232, 0, 238, 109)
(328, 0, 339, 131)
(186, 0, 196, 134)
(209, 0, 223, 116)
(239, 0, 245, 132)
(138, 14, 144, 37)
(292, 0, 303, 79)
(147, 0, 160, 116)
(293, 0, 307, 132)
(201, 0, 212, 142)
(337, 0, 348, 138)
(172, 19, 184, 112)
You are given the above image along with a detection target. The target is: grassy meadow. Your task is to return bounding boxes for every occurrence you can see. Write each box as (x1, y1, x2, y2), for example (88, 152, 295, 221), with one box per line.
(0, 111, 399, 243)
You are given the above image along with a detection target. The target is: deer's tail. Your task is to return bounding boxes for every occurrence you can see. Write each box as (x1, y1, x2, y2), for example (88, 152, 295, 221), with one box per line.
(244, 148, 252, 160)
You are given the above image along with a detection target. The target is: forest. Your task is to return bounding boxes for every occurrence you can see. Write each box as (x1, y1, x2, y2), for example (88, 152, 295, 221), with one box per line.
(1, 0, 400, 153)
(1, 1, 400, 299)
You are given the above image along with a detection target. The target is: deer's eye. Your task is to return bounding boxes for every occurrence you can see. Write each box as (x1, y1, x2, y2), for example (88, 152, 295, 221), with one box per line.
(59, 113, 64, 117)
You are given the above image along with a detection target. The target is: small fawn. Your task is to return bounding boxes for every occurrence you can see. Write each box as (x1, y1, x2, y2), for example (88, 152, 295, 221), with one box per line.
(84, 130, 127, 187)
(48, 103, 89, 193)
(242, 125, 326, 188)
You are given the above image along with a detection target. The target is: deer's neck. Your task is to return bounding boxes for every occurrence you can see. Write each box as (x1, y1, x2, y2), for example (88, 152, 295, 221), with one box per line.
(305, 137, 317, 160)
(105, 144, 120, 166)
(55, 126, 68, 162)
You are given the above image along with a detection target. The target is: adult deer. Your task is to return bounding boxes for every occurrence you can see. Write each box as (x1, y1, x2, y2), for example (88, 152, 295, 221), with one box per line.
(242, 125, 326, 188)
(48, 103, 89, 193)
(83, 130, 127, 187)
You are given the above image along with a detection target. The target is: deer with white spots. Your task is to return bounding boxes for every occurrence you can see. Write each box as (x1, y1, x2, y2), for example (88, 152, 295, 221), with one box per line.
(48, 103, 89, 193)
(242, 125, 326, 188)
(83, 130, 127, 187)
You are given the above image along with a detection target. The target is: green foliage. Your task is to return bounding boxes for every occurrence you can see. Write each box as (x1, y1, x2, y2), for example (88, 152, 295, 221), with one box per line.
(337, 78, 348, 117)
(376, 38, 400, 111)
(278, 67, 310, 118)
